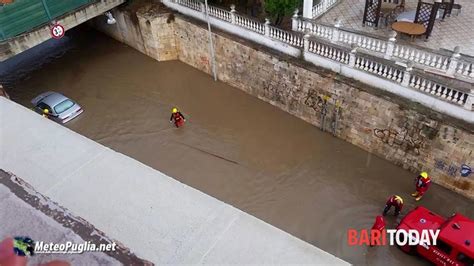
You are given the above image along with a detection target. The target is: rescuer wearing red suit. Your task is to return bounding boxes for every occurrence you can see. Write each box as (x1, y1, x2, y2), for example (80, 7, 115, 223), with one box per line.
(170, 107, 186, 128)
(412, 172, 431, 201)
(369, 215, 386, 247)
(371, 215, 386, 231)
(383, 195, 404, 216)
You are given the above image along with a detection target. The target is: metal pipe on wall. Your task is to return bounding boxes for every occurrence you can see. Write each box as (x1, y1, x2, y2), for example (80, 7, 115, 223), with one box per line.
(204, 0, 217, 81)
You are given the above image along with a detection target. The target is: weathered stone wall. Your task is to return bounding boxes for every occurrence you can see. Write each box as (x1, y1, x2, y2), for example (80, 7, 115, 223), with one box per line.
(92, 5, 474, 199)
(90, 2, 178, 61)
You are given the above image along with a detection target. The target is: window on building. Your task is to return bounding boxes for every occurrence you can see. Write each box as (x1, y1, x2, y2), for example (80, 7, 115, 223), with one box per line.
(436, 240, 452, 255)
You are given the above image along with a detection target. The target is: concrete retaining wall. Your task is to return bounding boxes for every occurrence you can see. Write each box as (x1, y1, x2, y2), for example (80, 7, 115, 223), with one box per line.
(91, 3, 474, 199)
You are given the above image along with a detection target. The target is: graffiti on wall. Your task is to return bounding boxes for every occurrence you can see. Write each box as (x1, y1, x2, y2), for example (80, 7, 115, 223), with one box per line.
(303, 90, 342, 114)
(200, 56, 209, 67)
(440, 126, 460, 144)
(303, 89, 325, 112)
(373, 125, 425, 155)
(435, 159, 472, 177)
(303, 90, 343, 135)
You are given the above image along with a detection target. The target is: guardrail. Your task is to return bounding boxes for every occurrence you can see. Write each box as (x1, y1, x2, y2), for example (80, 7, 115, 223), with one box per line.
(162, 0, 474, 122)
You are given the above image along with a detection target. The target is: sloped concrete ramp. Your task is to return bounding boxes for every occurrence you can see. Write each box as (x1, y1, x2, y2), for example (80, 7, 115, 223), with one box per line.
(0, 98, 348, 264)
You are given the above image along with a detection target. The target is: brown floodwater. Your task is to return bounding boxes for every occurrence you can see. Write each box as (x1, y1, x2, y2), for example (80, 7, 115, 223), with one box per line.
(2, 27, 473, 265)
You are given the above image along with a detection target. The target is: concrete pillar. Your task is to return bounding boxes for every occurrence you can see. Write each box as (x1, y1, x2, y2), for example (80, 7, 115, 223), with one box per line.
(303, 0, 313, 19)
(349, 44, 358, 68)
(291, 9, 299, 31)
(331, 18, 341, 42)
(446, 46, 461, 76)
(230, 4, 236, 24)
(384, 31, 397, 59)
(464, 89, 474, 111)
(303, 34, 311, 51)
(264, 18, 271, 36)
(402, 61, 414, 87)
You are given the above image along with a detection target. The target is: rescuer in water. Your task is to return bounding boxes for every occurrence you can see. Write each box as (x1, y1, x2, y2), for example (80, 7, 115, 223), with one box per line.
(42, 109, 50, 118)
(170, 107, 186, 128)
(412, 172, 431, 201)
(370, 215, 386, 247)
(383, 195, 404, 216)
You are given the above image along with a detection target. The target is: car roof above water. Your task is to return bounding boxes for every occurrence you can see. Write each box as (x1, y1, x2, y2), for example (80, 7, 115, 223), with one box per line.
(40, 92, 70, 107)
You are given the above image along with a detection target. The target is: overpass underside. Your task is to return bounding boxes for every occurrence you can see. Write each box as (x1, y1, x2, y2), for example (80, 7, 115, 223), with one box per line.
(0, 0, 125, 62)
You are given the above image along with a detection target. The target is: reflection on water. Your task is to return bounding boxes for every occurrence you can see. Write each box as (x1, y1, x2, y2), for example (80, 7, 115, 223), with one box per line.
(2, 26, 472, 265)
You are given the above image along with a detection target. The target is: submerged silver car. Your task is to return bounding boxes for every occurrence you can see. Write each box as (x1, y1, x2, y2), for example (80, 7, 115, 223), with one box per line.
(31, 91, 83, 124)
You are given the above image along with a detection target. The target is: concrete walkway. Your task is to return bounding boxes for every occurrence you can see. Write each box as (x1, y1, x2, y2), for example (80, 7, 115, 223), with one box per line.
(0, 98, 348, 264)
(0, 183, 120, 265)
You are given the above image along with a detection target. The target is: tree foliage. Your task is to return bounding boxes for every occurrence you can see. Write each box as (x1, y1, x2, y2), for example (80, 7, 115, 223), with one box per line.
(264, 0, 300, 25)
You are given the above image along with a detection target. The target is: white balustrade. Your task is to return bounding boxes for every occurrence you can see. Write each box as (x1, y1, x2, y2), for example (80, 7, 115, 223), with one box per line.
(409, 75, 469, 107)
(207, 6, 231, 22)
(234, 14, 264, 34)
(295, 17, 474, 81)
(269, 27, 303, 47)
(304, 22, 333, 39)
(393, 45, 450, 71)
(296, 19, 305, 32)
(308, 40, 349, 64)
(456, 61, 474, 78)
(355, 56, 404, 83)
(312, 0, 338, 18)
(176, 0, 200, 10)
(339, 31, 387, 53)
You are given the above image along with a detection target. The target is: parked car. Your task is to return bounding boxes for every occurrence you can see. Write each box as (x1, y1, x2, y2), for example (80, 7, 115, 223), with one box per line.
(397, 206, 474, 266)
(31, 91, 83, 124)
(0, 85, 10, 99)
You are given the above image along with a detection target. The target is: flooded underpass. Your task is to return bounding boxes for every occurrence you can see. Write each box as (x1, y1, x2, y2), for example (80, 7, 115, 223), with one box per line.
(2, 26, 473, 265)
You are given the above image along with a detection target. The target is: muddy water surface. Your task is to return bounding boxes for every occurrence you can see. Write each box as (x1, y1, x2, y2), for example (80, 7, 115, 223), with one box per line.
(2, 27, 473, 265)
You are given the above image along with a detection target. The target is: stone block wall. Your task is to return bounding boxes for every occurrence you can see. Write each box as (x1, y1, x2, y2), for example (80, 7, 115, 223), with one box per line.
(90, 3, 178, 61)
(92, 5, 474, 199)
